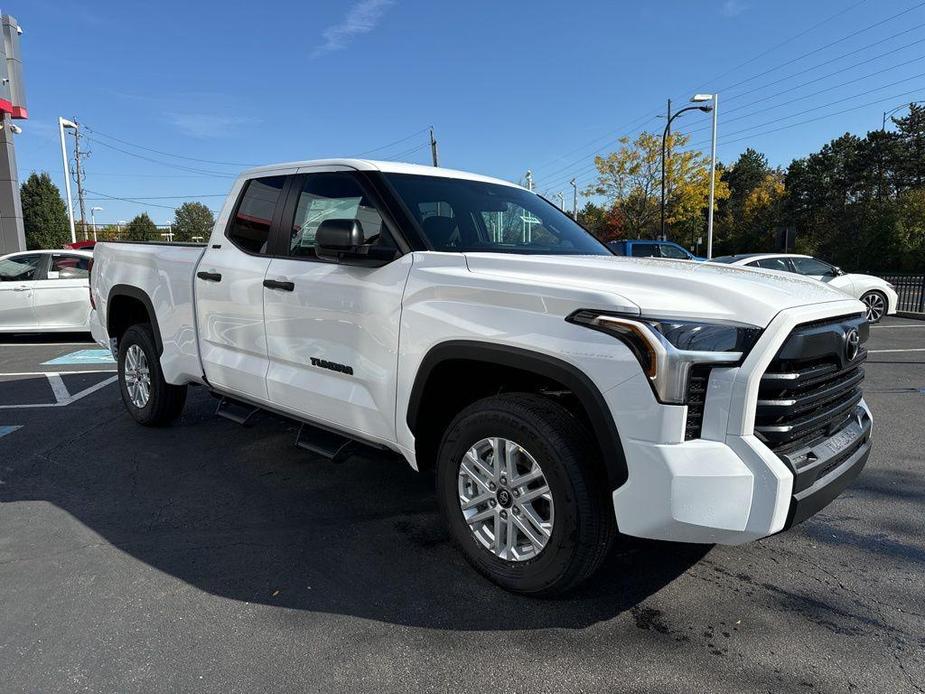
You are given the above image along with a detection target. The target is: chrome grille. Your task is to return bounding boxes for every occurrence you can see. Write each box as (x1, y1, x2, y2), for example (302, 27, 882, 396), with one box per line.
(756, 314, 868, 455)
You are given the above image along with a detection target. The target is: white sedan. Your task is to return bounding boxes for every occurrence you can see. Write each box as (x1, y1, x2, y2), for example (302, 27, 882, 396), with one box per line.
(711, 253, 898, 322)
(0, 249, 94, 332)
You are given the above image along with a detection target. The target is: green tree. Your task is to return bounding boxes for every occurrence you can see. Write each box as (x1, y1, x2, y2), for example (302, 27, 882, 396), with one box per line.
(123, 212, 157, 242)
(892, 102, 925, 188)
(172, 201, 215, 242)
(21, 172, 70, 250)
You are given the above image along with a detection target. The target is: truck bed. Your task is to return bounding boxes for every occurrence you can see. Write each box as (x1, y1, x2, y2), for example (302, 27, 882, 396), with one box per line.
(90, 241, 207, 386)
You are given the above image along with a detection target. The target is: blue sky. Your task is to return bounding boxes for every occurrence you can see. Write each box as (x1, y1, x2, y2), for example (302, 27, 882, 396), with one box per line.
(14, 0, 925, 224)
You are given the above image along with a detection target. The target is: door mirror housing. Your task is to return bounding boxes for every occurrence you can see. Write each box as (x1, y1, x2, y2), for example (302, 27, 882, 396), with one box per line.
(315, 218, 396, 266)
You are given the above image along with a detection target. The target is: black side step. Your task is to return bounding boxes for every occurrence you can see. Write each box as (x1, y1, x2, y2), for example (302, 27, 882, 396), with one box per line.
(296, 423, 357, 463)
(215, 397, 261, 426)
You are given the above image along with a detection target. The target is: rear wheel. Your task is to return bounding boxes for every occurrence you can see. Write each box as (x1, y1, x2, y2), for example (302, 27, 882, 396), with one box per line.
(436, 393, 615, 596)
(118, 324, 187, 426)
(861, 290, 887, 323)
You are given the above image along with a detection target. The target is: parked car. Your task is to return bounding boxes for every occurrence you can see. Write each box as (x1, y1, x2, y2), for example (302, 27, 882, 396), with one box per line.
(89, 159, 872, 595)
(0, 248, 94, 332)
(711, 253, 898, 323)
(608, 239, 704, 261)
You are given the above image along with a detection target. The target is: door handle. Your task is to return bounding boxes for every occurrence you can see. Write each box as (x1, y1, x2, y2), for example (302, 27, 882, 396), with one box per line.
(13, 286, 30, 292)
(196, 271, 222, 282)
(263, 279, 294, 291)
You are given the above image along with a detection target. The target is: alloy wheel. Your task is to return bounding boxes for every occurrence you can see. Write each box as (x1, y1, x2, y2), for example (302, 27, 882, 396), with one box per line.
(862, 293, 885, 322)
(457, 437, 554, 562)
(124, 344, 151, 409)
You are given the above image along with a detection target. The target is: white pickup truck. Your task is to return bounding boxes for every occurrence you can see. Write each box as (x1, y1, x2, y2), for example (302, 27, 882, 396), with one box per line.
(89, 159, 873, 595)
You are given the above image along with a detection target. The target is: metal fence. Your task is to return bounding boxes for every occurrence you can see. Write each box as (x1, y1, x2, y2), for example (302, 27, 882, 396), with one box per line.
(881, 274, 925, 314)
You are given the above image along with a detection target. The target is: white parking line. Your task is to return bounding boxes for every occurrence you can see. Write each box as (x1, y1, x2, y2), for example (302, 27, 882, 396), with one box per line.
(0, 374, 118, 409)
(868, 348, 925, 353)
(0, 369, 116, 377)
(0, 342, 95, 347)
(870, 324, 925, 329)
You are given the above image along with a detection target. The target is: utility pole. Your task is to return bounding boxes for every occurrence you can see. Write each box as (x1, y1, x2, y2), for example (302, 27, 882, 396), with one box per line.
(71, 118, 89, 239)
(525, 170, 533, 191)
(555, 191, 565, 210)
(569, 178, 578, 220)
(429, 126, 439, 167)
(706, 94, 718, 260)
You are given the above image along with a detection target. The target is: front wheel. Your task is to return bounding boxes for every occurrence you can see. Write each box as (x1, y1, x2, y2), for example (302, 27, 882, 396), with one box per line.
(118, 323, 187, 426)
(861, 290, 887, 323)
(436, 394, 615, 596)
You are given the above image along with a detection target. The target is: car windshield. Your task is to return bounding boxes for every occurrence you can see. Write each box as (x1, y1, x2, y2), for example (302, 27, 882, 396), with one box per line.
(384, 173, 611, 255)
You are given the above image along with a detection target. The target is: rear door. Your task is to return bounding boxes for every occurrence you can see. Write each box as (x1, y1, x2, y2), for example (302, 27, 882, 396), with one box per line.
(195, 174, 290, 400)
(262, 168, 411, 442)
(32, 253, 92, 329)
(630, 242, 658, 257)
(0, 253, 46, 330)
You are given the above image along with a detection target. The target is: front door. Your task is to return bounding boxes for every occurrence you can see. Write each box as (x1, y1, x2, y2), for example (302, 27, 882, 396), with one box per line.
(0, 253, 46, 330)
(195, 174, 289, 400)
(263, 170, 411, 443)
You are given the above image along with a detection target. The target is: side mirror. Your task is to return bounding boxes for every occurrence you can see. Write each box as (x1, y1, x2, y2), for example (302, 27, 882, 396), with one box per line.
(315, 218, 365, 261)
(834, 266, 845, 276)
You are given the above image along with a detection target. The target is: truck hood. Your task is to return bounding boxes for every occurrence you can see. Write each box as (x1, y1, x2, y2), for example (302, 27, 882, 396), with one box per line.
(463, 253, 856, 327)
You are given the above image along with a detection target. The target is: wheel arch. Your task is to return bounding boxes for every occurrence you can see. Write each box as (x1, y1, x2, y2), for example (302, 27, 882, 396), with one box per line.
(406, 340, 628, 489)
(107, 285, 164, 356)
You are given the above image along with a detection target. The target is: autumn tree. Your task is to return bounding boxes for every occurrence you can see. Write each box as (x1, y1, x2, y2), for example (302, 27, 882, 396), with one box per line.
(586, 130, 728, 241)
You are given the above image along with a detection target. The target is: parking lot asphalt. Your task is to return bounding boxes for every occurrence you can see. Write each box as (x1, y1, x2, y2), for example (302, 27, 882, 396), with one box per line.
(0, 320, 923, 693)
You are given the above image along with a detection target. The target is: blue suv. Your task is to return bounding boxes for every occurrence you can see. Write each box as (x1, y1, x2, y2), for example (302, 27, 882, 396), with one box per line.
(608, 239, 704, 261)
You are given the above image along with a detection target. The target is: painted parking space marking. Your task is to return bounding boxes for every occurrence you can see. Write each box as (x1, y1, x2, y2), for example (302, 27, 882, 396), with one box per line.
(42, 349, 115, 366)
(0, 425, 22, 438)
(0, 373, 118, 410)
(870, 324, 925, 329)
(0, 369, 115, 377)
(868, 348, 925, 353)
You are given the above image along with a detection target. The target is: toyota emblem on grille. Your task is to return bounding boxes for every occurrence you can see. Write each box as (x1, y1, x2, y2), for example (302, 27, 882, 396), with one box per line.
(844, 327, 860, 362)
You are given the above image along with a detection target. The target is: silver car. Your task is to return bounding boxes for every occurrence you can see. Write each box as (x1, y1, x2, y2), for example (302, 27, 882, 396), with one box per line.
(0, 249, 94, 332)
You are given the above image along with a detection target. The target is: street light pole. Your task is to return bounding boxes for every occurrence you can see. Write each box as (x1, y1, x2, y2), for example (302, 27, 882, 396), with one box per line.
(660, 100, 712, 243)
(706, 94, 718, 260)
(90, 206, 102, 242)
(57, 117, 78, 243)
(570, 177, 578, 220)
(525, 170, 533, 191)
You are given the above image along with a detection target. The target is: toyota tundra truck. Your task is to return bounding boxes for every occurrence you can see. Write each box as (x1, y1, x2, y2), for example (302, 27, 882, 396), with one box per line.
(88, 159, 873, 595)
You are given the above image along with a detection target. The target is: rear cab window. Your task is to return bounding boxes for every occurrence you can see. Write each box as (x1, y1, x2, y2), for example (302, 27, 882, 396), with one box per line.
(630, 243, 658, 257)
(226, 176, 287, 254)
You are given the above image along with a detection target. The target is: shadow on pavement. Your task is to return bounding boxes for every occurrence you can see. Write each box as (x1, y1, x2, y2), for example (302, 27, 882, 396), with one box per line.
(0, 390, 708, 631)
(0, 332, 94, 345)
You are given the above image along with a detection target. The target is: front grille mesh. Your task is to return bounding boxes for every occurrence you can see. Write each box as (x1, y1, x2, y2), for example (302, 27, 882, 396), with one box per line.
(756, 317, 867, 456)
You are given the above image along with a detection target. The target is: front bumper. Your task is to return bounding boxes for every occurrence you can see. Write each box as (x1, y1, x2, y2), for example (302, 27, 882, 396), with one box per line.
(609, 299, 871, 545)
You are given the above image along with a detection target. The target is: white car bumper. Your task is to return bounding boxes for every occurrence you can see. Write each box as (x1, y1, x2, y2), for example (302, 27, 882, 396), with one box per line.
(609, 299, 872, 545)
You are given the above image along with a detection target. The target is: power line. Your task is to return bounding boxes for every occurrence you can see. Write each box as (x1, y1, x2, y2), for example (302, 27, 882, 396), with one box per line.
(86, 137, 239, 177)
(685, 0, 873, 95)
(709, 1, 925, 95)
(350, 127, 431, 157)
(84, 193, 227, 200)
(84, 188, 182, 210)
(83, 126, 255, 167)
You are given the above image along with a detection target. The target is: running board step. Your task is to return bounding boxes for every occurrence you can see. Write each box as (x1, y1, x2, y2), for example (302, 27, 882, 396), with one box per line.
(215, 397, 261, 426)
(295, 423, 358, 463)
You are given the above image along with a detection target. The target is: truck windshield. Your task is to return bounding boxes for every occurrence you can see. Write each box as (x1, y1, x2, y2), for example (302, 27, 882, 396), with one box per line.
(384, 173, 611, 255)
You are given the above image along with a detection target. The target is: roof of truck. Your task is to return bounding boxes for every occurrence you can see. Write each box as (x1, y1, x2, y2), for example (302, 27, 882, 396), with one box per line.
(238, 159, 523, 189)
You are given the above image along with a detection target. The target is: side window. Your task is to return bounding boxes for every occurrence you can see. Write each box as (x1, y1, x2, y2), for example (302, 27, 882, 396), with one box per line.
(608, 241, 626, 255)
(0, 254, 45, 281)
(226, 176, 287, 254)
(752, 258, 790, 272)
(49, 254, 90, 279)
(790, 257, 834, 276)
(659, 243, 689, 259)
(287, 172, 394, 259)
(630, 243, 657, 257)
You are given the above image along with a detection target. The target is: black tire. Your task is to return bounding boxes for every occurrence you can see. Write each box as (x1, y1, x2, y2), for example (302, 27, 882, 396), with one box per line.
(117, 323, 187, 426)
(860, 290, 887, 324)
(436, 393, 615, 596)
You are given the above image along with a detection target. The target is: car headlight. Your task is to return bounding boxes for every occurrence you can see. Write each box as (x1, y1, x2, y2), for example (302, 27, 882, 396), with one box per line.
(567, 310, 762, 404)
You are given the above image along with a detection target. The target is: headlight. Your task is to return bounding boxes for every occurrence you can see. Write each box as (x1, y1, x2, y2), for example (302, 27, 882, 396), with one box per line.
(567, 310, 762, 404)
